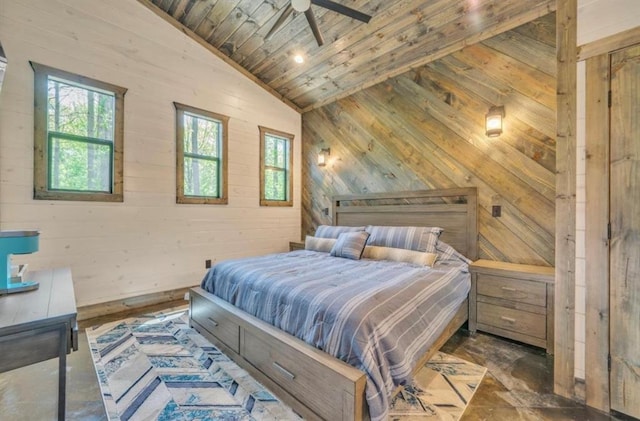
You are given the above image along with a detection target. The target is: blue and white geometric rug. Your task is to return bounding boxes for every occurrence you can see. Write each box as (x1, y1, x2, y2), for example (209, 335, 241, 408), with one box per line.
(86, 307, 485, 421)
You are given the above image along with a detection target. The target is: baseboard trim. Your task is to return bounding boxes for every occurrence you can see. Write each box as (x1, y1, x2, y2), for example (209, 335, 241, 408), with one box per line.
(77, 286, 196, 321)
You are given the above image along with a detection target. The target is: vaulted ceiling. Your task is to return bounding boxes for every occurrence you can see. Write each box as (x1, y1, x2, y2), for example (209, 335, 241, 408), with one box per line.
(140, 0, 556, 112)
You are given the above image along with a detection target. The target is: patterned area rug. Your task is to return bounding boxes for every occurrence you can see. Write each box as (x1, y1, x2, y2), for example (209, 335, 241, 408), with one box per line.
(86, 308, 485, 421)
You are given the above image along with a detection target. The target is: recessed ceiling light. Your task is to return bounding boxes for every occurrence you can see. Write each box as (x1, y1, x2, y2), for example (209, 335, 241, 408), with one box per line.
(294, 55, 304, 64)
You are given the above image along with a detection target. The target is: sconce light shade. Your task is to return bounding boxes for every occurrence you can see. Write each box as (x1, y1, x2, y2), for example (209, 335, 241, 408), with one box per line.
(318, 148, 330, 166)
(485, 106, 505, 137)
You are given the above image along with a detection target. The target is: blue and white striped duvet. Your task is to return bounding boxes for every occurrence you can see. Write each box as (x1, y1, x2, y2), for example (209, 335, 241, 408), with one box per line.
(201, 250, 470, 421)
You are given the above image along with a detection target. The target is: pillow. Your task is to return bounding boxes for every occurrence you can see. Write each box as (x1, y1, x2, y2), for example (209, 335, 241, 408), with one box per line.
(365, 225, 443, 253)
(304, 235, 337, 253)
(435, 240, 471, 264)
(363, 246, 437, 267)
(330, 231, 370, 260)
(314, 225, 366, 239)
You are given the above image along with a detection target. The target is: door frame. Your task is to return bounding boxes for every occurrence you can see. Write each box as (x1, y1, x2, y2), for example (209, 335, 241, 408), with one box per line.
(581, 25, 640, 413)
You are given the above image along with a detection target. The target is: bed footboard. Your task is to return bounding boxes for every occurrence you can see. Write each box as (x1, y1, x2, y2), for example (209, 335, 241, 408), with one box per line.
(190, 286, 468, 421)
(190, 286, 368, 421)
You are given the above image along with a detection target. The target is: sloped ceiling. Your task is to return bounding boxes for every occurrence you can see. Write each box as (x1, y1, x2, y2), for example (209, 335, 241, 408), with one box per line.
(140, 0, 556, 112)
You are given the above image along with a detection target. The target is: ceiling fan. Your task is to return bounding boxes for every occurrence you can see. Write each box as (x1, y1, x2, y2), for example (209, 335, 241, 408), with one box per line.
(266, 0, 372, 47)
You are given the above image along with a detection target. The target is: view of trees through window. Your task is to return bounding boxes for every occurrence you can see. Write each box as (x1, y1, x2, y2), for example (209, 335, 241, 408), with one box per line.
(263, 134, 289, 201)
(47, 78, 115, 192)
(183, 113, 221, 197)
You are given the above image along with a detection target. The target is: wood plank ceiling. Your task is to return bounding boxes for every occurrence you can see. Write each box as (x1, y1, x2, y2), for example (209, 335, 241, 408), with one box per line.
(140, 0, 555, 112)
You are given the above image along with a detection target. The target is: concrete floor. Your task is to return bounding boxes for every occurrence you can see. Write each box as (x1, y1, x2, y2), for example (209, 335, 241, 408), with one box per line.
(0, 302, 632, 421)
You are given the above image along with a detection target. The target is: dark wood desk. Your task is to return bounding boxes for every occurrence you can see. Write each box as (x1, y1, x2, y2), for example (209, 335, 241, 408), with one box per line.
(0, 268, 78, 421)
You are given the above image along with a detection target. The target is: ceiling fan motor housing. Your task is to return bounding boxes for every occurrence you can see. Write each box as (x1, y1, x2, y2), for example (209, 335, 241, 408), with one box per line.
(292, 0, 311, 12)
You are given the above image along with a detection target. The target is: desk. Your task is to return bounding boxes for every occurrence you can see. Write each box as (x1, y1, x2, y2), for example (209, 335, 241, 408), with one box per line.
(0, 268, 78, 421)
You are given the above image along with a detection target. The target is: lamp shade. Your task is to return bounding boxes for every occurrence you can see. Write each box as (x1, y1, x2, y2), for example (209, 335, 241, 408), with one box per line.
(317, 148, 330, 166)
(485, 106, 505, 137)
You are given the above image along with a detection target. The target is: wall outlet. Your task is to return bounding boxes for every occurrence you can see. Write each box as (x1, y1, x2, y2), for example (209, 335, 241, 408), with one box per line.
(322, 207, 329, 216)
(183, 292, 190, 301)
(492, 205, 502, 217)
(205, 259, 212, 269)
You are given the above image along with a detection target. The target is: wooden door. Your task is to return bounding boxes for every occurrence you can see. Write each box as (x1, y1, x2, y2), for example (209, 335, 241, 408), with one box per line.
(609, 42, 640, 419)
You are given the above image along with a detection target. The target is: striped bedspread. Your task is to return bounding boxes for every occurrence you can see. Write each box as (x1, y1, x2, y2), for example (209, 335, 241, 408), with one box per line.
(200, 250, 470, 421)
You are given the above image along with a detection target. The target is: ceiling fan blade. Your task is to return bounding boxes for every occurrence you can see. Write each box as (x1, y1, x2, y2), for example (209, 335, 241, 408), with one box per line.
(305, 8, 324, 46)
(265, 4, 294, 39)
(311, 0, 371, 23)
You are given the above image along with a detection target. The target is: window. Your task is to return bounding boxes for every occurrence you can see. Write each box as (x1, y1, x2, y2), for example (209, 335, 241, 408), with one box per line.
(259, 126, 293, 207)
(175, 103, 228, 204)
(32, 63, 126, 201)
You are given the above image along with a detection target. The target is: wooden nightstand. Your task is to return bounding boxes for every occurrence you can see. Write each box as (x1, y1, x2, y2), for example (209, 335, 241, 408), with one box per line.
(289, 241, 304, 251)
(469, 259, 555, 353)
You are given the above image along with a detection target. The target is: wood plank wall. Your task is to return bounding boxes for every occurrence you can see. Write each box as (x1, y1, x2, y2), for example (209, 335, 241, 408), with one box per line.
(0, 0, 301, 307)
(301, 13, 556, 266)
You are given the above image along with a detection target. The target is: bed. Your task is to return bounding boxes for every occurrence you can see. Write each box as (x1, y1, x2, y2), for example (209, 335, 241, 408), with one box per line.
(189, 188, 478, 421)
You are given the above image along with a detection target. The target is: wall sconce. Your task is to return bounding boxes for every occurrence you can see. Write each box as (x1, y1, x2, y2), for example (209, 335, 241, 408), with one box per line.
(317, 148, 330, 167)
(485, 106, 505, 137)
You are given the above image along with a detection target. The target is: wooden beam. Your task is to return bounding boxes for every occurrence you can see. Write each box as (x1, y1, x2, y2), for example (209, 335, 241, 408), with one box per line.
(136, 0, 302, 113)
(584, 53, 610, 413)
(301, 1, 556, 113)
(554, 0, 577, 399)
(578, 25, 640, 61)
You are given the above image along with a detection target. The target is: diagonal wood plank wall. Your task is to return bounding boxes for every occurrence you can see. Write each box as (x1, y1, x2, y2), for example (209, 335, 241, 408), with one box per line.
(301, 13, 556, 266)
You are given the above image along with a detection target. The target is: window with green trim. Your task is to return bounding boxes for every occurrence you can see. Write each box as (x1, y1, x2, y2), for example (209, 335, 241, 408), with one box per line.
(32, 63, 126, 201)
(175, 103, 228, 205)
(259, 126, 293, 207)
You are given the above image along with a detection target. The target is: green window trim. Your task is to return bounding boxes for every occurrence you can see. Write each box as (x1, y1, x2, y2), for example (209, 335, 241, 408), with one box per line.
(174, 102, 229, 205)
(259, 126, 294, 207)
(31, 62, 126, 202)
(47, 132, 114, 193)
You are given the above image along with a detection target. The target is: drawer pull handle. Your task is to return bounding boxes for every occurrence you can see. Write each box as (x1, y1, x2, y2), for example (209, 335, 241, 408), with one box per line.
(273, 362, 296, 380)
(500, 316, 517, 323)
(501, 287, 517, 292)
(207, 317, 219, 327)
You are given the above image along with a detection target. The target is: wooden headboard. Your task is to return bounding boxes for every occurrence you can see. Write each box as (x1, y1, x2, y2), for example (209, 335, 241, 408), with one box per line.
(332, 188, 478, 260)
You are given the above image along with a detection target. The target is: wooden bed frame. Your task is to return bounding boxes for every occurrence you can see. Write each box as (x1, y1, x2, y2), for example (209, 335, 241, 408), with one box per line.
(190, 188, 478, 421)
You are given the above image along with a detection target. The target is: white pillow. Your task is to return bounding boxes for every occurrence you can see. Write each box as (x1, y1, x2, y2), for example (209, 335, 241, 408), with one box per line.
(304, 235, 337, 253)
(363, 246, 437, 267)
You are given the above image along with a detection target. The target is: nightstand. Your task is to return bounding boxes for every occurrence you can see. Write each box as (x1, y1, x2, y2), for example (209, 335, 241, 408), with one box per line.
(469, 259, 555, 353)
(289, 241, 304, 251)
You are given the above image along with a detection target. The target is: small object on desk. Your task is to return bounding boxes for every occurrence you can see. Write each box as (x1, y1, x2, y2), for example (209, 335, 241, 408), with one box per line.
(0, 230, 40, 295)
(469, 259, 555, 353)
(289, 241, 304, 251)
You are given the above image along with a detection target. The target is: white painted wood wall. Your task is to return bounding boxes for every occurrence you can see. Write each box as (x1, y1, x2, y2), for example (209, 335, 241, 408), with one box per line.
(0, 0, 301, 306)
(575, 0, 640, 380)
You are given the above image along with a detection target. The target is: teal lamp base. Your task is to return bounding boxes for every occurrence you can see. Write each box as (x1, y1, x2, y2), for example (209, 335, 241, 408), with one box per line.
(0, 280, 39, 295)
(0, 231, 40, 295)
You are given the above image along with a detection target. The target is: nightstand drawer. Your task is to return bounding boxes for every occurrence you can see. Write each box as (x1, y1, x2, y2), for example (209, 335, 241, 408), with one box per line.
(477, 274, 546, 307)
(477, 302, 546, 340)
(289, 241, 304, 251)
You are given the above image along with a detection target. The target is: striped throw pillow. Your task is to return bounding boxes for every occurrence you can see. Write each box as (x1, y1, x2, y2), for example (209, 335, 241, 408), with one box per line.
(330, 231, 370, 260)
(365, 225, 443, 254)
(435, 240, 471, 264)
(314, 225, 366, 239)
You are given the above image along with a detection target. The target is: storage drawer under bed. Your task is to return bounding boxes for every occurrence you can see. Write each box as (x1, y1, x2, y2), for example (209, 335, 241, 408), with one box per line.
(191, 293, 240, 353)
(241, 324, 357, 421)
